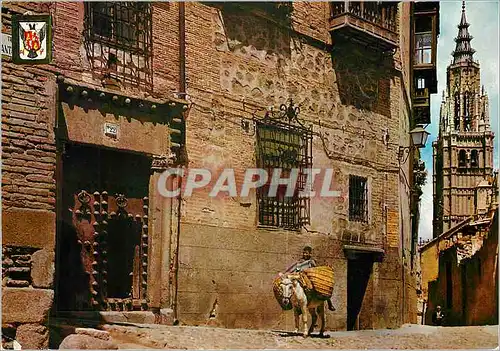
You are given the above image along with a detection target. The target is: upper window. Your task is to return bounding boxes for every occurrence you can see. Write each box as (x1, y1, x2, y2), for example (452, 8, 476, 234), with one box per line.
(416, 77, 426, 90)
(471, 150, 479, 168)
(463, 92, 470, 117)
(84, 2, 153, 89)
(458, 150, 467, 167)
(87, 2, 151, 52)
(454, 93, 461, 131)
(349, 175, 368, 223)
(414, 16, 433, 65)
(256, 122, 312, 230)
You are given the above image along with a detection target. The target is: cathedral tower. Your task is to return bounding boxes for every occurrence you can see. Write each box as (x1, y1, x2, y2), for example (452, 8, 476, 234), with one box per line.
(432, 2, 495, 238)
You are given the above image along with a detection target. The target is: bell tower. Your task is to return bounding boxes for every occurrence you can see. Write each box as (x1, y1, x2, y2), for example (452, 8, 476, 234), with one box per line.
(432, 2, 495, 237)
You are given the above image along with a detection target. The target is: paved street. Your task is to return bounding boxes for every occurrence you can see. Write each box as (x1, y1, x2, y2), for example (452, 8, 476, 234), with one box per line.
(103, 323, 499, 349)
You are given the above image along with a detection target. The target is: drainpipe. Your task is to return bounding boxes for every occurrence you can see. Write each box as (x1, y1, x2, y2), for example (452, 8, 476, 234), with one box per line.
(179, 2, 186, 96)
(172, 1, 186, 324)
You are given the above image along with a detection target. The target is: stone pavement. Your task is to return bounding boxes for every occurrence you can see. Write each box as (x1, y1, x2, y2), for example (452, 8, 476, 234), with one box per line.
(102, 323, 499, 349)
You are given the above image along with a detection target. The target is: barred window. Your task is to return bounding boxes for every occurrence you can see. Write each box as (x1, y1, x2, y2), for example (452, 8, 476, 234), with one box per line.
(84, 2, 153, 89)
(256, 123, 312, 230)
(349, 175, 368, 222)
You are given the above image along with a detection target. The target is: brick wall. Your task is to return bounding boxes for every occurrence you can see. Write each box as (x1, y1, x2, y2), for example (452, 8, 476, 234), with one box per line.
(1, 2, 181, 348)
(2, 3, 58, 348)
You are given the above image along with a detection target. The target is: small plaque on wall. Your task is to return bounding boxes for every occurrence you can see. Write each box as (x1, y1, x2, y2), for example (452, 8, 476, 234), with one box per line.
(12, 15, 52, 64)
(104, 123, 119, 139)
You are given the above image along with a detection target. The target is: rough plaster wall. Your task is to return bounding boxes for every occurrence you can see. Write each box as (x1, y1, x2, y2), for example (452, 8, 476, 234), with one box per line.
(465, 215, 498, 325)
(420, 242, 440, 302)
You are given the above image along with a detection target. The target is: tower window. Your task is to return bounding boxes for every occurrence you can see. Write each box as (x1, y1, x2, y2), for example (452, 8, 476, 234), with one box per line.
(454, 93, 461, 131)
(458, 150, 466, 167)
(463, 92, 470, 117)
(464, 116, 471, 131)
(471, 150, 478, 167)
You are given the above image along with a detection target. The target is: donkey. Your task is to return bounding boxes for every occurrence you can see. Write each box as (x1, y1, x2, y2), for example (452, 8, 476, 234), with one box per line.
(278, 273, 326, 337)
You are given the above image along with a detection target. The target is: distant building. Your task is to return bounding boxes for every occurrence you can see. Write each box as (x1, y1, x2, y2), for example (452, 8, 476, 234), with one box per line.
(432, 1, 496, 238)
(2, 2, 441, 349)
(421, 2, 498, 326)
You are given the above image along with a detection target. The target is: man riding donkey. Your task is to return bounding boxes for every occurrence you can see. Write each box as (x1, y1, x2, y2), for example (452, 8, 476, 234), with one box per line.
(284, 246, 336, 312)
(273, 245, 335, 337)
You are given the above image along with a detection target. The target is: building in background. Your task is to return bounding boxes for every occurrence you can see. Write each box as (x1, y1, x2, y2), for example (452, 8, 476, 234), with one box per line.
(2, 2, 440, 349)
(421, 1, 498, 326)
(432, 2, 496, 238)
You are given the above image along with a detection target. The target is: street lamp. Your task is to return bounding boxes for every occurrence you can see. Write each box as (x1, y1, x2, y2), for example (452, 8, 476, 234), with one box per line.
(398, 126, 430, 164)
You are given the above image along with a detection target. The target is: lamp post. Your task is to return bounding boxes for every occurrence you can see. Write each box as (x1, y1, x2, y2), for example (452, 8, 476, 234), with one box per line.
(398, 126, 430, 164)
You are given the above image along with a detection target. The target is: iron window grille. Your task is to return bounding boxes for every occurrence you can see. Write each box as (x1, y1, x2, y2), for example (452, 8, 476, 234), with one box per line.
(256, 121, 312, 230)
(349, 175, 368, 223)
(84, 2, 153, 90)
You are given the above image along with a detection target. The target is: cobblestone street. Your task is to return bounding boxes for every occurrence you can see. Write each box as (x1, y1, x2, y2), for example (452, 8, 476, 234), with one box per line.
(103, 323, 499, 349)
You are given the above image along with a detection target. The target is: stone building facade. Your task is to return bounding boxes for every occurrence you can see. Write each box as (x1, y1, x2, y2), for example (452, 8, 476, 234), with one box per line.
(2, 2, 439, 348)
(432, 3, 496, 238)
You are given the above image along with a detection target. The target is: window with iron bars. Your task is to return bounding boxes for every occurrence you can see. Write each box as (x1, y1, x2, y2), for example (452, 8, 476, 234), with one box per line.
(256, 122, 312, 230)
(84, 2, 153, 90)
(349, 175, 368, 223)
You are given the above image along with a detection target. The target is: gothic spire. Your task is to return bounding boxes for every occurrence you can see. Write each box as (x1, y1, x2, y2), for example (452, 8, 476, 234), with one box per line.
(452, 1, 476, 64)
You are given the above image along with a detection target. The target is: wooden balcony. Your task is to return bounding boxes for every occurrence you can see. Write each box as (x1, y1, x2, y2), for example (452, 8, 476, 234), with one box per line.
(329, 1, 399, 52)
(413, 88, 431, 125)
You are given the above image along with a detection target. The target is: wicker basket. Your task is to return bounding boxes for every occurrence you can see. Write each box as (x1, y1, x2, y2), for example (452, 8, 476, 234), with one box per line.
(272, 276, 293, 310)
(302, 266, 334, 299)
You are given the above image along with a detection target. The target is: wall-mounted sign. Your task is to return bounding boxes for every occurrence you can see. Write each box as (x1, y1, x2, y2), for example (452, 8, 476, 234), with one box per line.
(12, 15, 52, 64)
(104, 123, 119, 139)
(2, 33, 12, 57)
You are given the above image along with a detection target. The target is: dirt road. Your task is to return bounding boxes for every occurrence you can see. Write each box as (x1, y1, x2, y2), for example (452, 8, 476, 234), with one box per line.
(103, 323, 498, 349)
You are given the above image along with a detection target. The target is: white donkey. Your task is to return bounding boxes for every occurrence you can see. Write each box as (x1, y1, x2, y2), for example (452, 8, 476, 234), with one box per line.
(278, 273, 326, 337)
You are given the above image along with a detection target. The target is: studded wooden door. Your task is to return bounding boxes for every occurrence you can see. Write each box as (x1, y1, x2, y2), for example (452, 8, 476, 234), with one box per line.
(56, 144, 151, 312)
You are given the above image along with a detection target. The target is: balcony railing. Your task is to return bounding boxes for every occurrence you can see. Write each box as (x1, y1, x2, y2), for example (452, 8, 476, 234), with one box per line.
(329, 1, 398, 51)
(413, 88, 430, 125)
(330, 2, 397, 32)
(414, 88, 429, 105)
